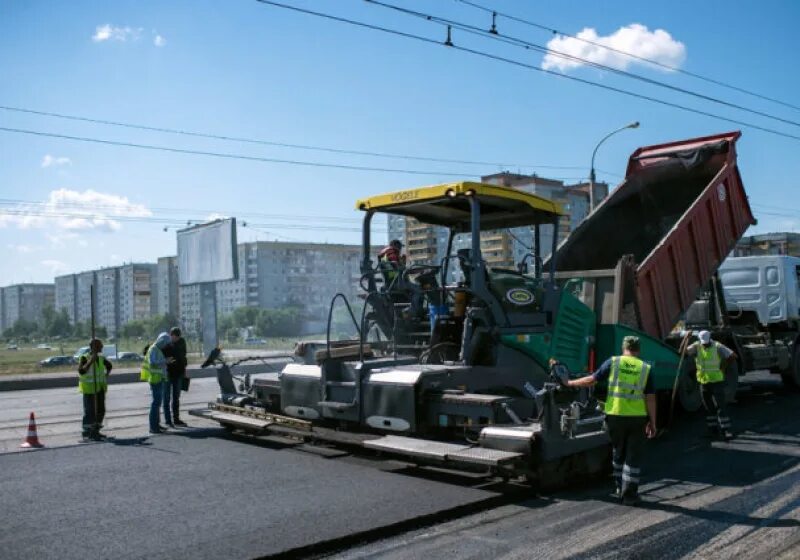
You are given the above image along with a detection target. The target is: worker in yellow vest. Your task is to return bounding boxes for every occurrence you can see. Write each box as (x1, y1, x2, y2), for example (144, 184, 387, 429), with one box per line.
(558, 336, 657, 506)
(687, 330, 737, 440)
(77, 338, 113, 441)
(140, 332, 171, 434)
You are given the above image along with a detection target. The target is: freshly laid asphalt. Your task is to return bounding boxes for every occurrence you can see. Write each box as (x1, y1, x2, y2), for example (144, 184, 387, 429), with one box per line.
(333, 373, 800, 560)
(0, 371, 798, 560)
(0, 432, 497, 560)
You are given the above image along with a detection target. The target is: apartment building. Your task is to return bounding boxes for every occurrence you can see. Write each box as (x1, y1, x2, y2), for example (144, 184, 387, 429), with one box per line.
(54, 274, 78, 324)
(178, 241, 375, 334)
(157, 256, 179, 318)
(0, 284, 55, 331)
(734, 233, 800, 257)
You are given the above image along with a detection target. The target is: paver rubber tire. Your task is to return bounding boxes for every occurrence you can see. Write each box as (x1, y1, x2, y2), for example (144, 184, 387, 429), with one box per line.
(723, 361, 740, 404)
(780, 348, 800, 391)
(678, 371, 703, 412)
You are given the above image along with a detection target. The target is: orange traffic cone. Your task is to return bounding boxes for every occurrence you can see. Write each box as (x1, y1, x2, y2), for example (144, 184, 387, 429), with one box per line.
(20, 412, 44, 449)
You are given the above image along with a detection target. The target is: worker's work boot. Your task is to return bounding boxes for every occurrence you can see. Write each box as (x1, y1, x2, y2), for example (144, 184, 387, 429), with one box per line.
(610, 485, 622, 500)
(622, 494, 641, 506)
(173, 419, 188, 427)
(721, 429, 734, 441)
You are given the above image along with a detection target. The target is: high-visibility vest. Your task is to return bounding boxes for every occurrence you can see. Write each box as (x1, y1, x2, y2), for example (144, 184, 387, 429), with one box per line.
(379, 253, 399, 283)
(695, 343, 724, 384)
(139, 345, 163, 385)
(604, 355, 650, 417)
(78, 353, 107, 395)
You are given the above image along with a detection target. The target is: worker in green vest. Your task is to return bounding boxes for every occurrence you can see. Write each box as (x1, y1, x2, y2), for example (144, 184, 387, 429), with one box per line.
(557, 336, 657, 505)
(687, 330, 736, 440)
(377, 239, 406, 288)
(141, 332, 171, 434)
(77, 338, 113, 441)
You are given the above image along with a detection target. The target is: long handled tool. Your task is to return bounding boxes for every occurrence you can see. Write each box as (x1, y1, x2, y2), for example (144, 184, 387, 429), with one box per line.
(90, 284, 99, 437)
(669, 330, 693, 428)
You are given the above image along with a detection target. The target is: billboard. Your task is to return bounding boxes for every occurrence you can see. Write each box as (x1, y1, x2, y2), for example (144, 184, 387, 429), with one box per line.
(177, 218, 238, 285)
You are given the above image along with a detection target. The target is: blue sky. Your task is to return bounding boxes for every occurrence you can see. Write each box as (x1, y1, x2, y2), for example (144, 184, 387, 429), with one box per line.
(2, 0, 799, 286)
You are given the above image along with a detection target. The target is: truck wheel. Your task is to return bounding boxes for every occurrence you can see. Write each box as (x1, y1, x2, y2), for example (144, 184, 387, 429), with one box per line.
(780, 349, 800, 391)
(678, 372, 702, 412)
(723, 361, 740, 404)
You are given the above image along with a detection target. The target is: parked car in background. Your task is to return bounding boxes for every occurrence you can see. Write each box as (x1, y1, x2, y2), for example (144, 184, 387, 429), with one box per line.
(114, 352, 143, 363)
(39, 356, 75, 368)
(244, 338, 266, 345)
(36, 343, 52, 350)
(6, 344, 18, 351)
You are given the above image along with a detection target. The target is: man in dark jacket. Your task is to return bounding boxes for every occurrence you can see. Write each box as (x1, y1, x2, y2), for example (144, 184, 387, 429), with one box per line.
(162, 327, 188, 427)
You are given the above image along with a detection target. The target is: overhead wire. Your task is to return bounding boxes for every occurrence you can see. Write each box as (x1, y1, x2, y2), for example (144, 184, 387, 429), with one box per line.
(0, 105, 618, 176)
(366, 0, 800, 129)
(251, 1, 800, 143)
(0, 207, 389, 233)
(0, 126, 595, 181)
(454, 0, 800, 113)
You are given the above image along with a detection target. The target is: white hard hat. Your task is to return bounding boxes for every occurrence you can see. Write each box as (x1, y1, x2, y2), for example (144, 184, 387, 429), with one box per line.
(698, 330, 712, 344)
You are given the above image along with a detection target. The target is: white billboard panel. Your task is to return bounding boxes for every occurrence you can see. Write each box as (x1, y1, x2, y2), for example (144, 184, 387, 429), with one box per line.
(177, 218, 238, 285)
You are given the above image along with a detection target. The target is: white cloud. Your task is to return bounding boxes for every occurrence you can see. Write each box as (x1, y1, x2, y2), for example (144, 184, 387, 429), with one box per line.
(542, 24, 686, 73)
(206, 213, 230, 221)
(154, 34, 166, 47)
(92, 24, 142, 43)
(41, 259, 68, 275)
(41, 154, 72, 168)
(8, 244, 37, 253)
(0, 189, 152, 233)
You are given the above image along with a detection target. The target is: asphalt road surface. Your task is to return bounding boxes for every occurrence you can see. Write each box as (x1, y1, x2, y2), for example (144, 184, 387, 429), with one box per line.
(332, 373, 800, 560)
(0, 372, 798, 559)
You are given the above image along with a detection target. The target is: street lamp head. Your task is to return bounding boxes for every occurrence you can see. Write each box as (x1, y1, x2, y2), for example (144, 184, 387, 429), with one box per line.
(627, 121, 640, 129)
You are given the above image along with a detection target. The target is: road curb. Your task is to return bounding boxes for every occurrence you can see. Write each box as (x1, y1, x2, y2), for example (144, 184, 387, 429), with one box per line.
(0, 360, 291, 392)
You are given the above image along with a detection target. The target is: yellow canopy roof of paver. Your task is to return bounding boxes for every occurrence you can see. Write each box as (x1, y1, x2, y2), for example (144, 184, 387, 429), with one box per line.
(355, 181, 564, 232)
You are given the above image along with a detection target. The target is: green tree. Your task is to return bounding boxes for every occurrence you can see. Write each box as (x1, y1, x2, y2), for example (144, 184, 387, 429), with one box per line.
(46, 308, 72, 338)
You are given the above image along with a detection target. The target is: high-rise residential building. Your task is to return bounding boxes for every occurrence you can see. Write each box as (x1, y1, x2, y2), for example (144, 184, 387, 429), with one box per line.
(0, 284, 55, 331)
(54, 264, 160, 336)
(178, 241, 378, 335)
(75, 270, 97, 325)
(54, 274, 78, 324)
(96, 267, 120, 337)
(118, 263, 158, 327)
(734, 233, 800, 257)
(157, 256, 179, 318)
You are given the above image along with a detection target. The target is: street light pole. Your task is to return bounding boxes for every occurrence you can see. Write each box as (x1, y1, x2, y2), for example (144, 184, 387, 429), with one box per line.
(589, 121, 640, 212)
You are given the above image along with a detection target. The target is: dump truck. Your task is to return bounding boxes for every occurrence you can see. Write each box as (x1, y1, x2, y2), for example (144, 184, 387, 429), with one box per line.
(192, 131, 753, 483)
(551, 131, 755, 410)
(683, 255, 800, 390)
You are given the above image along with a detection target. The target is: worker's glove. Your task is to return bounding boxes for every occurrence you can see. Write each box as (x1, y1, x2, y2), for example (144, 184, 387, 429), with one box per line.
(549, 361, 571, 387)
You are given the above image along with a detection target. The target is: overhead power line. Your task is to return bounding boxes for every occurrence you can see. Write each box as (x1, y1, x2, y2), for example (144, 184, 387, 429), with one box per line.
(252, 1, 800, 143)
(0, 105, 617, 176)
(367, 0, 800, 129)
(0, 125, 595, 181)
(0, 125, 469, 177)
(0, 198, 364, 224)
(0, 208, 388, 233)
(455, 0, 800, 113)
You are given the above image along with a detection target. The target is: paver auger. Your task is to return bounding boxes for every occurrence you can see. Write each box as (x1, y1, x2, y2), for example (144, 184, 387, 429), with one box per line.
(193, 182, 611, 483)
